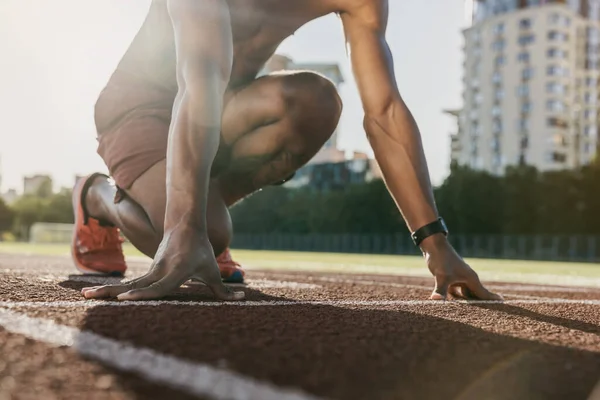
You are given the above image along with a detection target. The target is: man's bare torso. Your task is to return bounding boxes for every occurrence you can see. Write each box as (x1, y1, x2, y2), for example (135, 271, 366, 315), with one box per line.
(115, 0, 346, 92)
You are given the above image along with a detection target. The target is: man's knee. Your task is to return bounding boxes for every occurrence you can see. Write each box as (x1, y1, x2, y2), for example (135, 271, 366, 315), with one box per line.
(274, 71, 343, 141)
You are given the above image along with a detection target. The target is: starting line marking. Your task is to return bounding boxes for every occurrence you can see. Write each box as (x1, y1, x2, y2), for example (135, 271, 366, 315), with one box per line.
(39, 275, 322, 290)
(272, 273, 600, 293)
(0, 308, 320, 400)
(1, 299, 600, 309)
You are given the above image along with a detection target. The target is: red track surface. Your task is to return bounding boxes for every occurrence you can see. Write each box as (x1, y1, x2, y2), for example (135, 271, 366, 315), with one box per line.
(0, 253, 599, 400)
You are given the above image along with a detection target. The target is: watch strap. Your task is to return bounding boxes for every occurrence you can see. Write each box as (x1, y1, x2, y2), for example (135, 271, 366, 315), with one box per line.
(411, 218, 448, 247)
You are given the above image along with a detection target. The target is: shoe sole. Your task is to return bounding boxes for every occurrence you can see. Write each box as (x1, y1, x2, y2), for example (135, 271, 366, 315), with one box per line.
(71, 175, 125, 277)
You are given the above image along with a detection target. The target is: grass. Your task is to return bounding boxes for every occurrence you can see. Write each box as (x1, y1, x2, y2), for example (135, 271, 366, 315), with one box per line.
(1, 242, 600, 287)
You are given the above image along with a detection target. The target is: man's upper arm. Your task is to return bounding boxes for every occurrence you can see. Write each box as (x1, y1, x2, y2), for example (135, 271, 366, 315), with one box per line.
(167, 0, 233, 103)
(340, 0, 400, 117)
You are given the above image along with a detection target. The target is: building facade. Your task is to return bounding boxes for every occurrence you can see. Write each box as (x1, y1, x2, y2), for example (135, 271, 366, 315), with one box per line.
(23, 175, 53, 196)
(455, 0, 600, 174)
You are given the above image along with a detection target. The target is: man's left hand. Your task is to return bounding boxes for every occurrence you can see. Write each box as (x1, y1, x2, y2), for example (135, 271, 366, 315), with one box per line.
(422, 235, 503, 301)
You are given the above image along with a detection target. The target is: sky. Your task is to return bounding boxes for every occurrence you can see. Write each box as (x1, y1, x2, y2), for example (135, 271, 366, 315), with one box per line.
(0, 0, 467, 192)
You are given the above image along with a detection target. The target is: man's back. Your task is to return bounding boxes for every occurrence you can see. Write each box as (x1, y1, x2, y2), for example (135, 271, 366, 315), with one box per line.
(113, 0, 347, 92)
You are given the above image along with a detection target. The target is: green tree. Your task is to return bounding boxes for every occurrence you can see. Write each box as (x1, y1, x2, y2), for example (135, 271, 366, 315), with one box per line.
(11, 195, 46, 239)
(0, 198, 15, 234)
(10, 188, 74, 239)
(502, 165, 539, 234)
(40, 189, 74, 224)
(35, 178, 53, 198)
(435, 164, 505, 234)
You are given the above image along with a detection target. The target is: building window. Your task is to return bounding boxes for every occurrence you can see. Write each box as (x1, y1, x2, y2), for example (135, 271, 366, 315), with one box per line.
(495, 55, 506, 66)
(588, 27, 599, 43)
(492, 39, 506, 51)
(549, 13, 570, 27)
(547, 152, 567, 163)
(548, 31, 568, 41)
(547, 82, 567, 94)
(547, 65, 569, 77)
(547, 48, 568, 58)
(493, 22, 505, 35)
(491, 137, 501, 151)
(517, 52, 530, 62)
(585, 126, 598, 137)
(492, 155, 503, 170)
(548, 117, 568, 128)
(522, 68, 534, 79)
(586, 77, 597, 87)
(585, 93, 597, 105)
(493, 119, 502, 133)
(518, 118, 529, 131)
(519, 18, 532, 29)
(519, 154, 527, 166)
(547, 99, 566, 112)
(492, 106, 502, 116)
(518, 34, 535, 45)
(551, 134, 567, 146)
(522, 102, 532, 113)
(493, 71, 502, 83)
(495, 88, 505, 100)
(517, 84, 529, 96)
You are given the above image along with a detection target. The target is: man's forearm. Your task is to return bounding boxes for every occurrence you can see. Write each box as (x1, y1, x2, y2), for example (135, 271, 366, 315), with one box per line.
(365, 100, 441, 240)
(164, 91, 223, 233)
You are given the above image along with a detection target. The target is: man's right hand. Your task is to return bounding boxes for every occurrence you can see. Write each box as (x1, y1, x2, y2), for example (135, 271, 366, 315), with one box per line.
(81, 225, 245, 301)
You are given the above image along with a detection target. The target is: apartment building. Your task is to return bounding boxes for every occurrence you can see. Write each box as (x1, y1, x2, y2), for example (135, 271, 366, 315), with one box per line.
(453, 0, 600, 173)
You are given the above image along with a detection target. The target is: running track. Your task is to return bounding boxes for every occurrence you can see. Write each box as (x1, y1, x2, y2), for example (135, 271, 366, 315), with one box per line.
(0, 253, 599, 400)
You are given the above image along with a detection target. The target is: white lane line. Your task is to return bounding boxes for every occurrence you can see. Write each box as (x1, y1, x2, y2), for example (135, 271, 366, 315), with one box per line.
(35, 271, 600, 295)
(267, 274, 548, 300)
(197, 279, 321, 290)
(0, 308, 320, 400)
(488, 285, 598, 293)
(271, 273, 600, 297)
(41, 276, 322, 290)
(1, 299, 600, 308)
(271, 273, 432, 291)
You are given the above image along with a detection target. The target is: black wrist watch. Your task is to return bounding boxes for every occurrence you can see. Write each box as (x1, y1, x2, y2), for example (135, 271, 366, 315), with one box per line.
(411, 217, 448, 247)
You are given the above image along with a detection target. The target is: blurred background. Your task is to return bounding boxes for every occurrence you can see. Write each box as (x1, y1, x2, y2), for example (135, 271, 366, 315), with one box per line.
(2, 0, 600, 263)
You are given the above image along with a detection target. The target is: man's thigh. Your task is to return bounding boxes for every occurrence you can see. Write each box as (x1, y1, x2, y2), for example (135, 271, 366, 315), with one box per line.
(216, 71, 342, 204)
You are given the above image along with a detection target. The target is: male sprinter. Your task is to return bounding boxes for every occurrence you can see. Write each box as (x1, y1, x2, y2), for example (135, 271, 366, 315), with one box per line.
(75, 0, 502, 302)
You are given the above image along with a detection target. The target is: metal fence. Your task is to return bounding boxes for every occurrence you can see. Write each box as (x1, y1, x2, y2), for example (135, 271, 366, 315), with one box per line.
(231, 233, 600, 263)
(26, 222, 600, 263)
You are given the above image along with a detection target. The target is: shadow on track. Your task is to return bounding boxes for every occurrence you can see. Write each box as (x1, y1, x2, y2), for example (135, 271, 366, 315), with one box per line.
(67, 296, 600, 400)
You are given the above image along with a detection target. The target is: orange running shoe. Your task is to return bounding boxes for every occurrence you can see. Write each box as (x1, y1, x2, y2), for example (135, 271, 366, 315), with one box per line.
(71, 174, 127, 276)
(217, 248, 245, 283)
